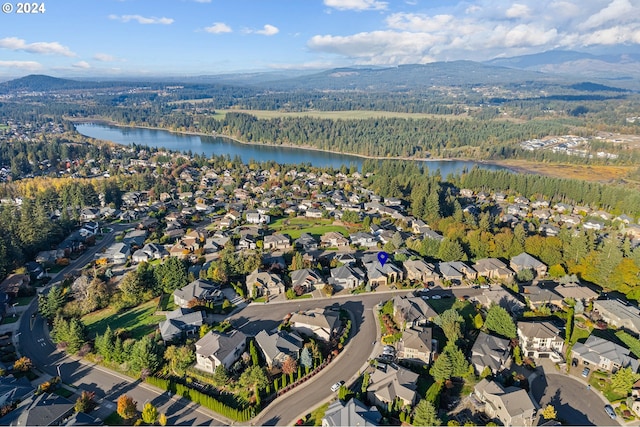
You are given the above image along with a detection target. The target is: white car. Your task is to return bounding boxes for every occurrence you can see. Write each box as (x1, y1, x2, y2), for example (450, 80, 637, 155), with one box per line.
(431, 294, 442, 300)
(331, 381, 344, 392)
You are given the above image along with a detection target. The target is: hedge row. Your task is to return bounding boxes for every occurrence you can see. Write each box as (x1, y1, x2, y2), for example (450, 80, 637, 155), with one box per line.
(145, 376, 253, 422)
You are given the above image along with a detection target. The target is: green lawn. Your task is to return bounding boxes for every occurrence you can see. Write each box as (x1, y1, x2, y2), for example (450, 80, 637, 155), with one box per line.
(14, 296, 35, 306)
(269, 217, 353, 239)
(82, 298, 165, 339)
(589, 371, 628, 402)
(0, 316, 19, 325)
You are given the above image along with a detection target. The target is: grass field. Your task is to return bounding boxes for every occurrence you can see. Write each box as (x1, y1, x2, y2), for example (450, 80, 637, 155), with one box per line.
(81, 298, 164, 339)
(166, 107, 463, 121)
(269, 217, 353, 240)
(501, 159, 635, 183)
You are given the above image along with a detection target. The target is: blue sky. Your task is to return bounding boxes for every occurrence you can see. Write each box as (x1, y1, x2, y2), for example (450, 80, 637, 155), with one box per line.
(1, 0, 639, 78)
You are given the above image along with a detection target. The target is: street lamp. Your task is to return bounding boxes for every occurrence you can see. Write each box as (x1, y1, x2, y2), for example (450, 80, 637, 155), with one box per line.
(11, 302, 18, 317)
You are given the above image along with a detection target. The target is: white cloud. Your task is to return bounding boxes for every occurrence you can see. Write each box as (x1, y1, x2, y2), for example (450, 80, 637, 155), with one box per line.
(386, 13, 455, 32)
(72, 61, 91, 69)
(581, 0, 636, 30)
(109, 14, 174, 25)
(255, 24, 279, 36)
(0, 60, 43, 71)
(93, 53, 116, 62)
(204, 22, 232, 34)
(323, 0, 387, 11)
(0, 37, 76, 57)
(506, 4, 531, 19)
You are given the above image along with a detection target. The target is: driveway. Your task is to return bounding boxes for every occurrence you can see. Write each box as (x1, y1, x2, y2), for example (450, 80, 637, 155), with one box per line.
(530, 367, 619, 426)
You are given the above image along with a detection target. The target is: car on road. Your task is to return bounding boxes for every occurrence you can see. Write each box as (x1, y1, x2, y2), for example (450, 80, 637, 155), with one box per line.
(480, 284, 490, 289)
(582, 367, 590, 377)
(331, 381, 345, 392)
(604, 404, 616, 420)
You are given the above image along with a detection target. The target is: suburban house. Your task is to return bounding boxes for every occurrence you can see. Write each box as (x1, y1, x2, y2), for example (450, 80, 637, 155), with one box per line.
(398, 326, 434, 364)
(254, 329, 305, 369)
(571, 335, 640, 373)
(474, 379, 537, 427)
(131, 243, 168, 263)
(510, 252, 547, 278)
(363, 255, 403, 288)
(173, 279, 223, 308)
(289, 308, 340, 342)
(12, 393, 76, 426)
(322, 398, 381, 427)
(521, 285, 564, 310)
(438, 261, 477, 284)
(0, 274, 30, 298)
(471, 331, 512, 375)
(290, 268, 325, 293)
(403, 259, 439, 284)
(195, 330, 248, 373)
(329, 265, 366, 290)
(392, 295, 438, 328)
(473, 258, 515, 283)
(245, 210, 270, 224)
(366, 363, 419, 407)
(320, 231, 349, 248)
(246, 269, 286, 299)
(553, 282, 598, 304)
(472, 288, 525, 314)
(593, 299, 640, 335)
(294, 233, 318, 252)
(122, 229, 147, 248)
(103, 242, 130, 264)
(158, 308, 205, 342)
(517, 321, 564, 362)
(264, 234, 291, 251)
(0, 376, 33, 408)
(350, 232, 378, 248)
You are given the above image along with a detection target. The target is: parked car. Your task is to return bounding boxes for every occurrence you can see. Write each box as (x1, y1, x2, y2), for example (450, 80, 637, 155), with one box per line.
(582, 367, 590, 377)
(480, 284, 490, 289)
(604, 404, 616, 420)
(431, 294, 442, 300)
(331, 381, 345, 392)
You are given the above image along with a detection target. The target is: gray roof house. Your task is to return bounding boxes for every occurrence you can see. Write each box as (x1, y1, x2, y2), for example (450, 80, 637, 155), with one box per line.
(517, 320, 564, 362)
(290, 308, 340, 342)
(399, 326, 434, 365)
(363, 253, 403, 288)
(350, 231, 378, 248)
(195, 330, 247, 373)
(366, 363, 419, 407)
(159, 308, 205, 342)
(254, 329, 304, 369)
(173, 279, 223, 308)
(572, 335, 639, 373)
(472, 287, 525, 314)
(0, 376, 34, 408)
(471, 331, 512, 375)
(329, 265, 366, 290)
(264, 233, 291, 250)
(322, 398, 381, 427)
(102, 242, 130, 264)
(290, 268, 325, 293)
(294, 233, 318, 252)
(132, 242, 168, 263)
(510, 252, 547, 278)
(593, 299, 640, 335)
(246, 269, 286, 299)
(474, 379, 537, 427)
(392, 295, 438, 328)
(403, 259, 439, 284)
(473, 258, 514, 282)
(438, 261, 476, 283)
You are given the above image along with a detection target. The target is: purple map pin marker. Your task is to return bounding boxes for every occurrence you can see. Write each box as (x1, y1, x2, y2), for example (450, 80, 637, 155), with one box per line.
(378, 251, 389, 267)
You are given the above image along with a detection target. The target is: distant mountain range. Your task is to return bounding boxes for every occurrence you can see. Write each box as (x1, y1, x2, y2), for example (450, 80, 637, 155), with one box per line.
(486, 49, 640, 85)
(2, 52, 639, 94)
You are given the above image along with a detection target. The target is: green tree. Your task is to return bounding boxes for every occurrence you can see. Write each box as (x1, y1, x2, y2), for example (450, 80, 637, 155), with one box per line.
(611, 366, 640, 392)
(300, 346, 313, 373)
(445, 343, 470, 377)
(430, 352, 453, 383)
(164, 345, 195, 376)
(413, 399, 440, 426)
(142, 402, 159, 425)
(249, 339, 260, 366)
(434, 308, 464, 343)
(213, 364, 229, 387)
(290, 251, 304, 271)
(39, 284, 66, 320)
(155, 256, 188, 294)
(438, 238, 466, 262)
(130, 335, 161, 373)
(118, 270, 145, 308)
(484, 305, 516, 339)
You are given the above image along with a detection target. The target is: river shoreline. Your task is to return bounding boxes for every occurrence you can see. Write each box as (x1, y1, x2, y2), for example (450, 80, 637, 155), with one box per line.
(72, 117, 515, 171)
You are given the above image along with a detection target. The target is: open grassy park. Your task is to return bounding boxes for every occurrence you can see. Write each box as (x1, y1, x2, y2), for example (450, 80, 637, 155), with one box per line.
(269, 217, 355, 240)
(81, 297, 164, 340)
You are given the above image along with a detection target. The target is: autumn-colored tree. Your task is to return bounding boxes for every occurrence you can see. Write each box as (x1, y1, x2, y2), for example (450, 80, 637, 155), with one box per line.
(13, 356, 32, 372)
(117, 394, 137, 420)
(74, 391, 96, 413)
(541, 404, 557, 420)
(141, 402, 159, 425)
(158, 413, 168, 426)
(281, 356, 297, 382)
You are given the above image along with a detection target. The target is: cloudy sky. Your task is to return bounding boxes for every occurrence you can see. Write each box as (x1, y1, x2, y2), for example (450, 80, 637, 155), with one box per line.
(1, 0, 639, 77)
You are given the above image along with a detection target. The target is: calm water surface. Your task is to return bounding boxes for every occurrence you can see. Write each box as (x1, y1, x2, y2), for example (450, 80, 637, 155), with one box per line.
(76, 123, 507, 175)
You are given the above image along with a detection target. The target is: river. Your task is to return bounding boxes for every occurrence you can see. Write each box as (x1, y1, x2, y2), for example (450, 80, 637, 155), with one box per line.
(76, 123, 507, 175)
